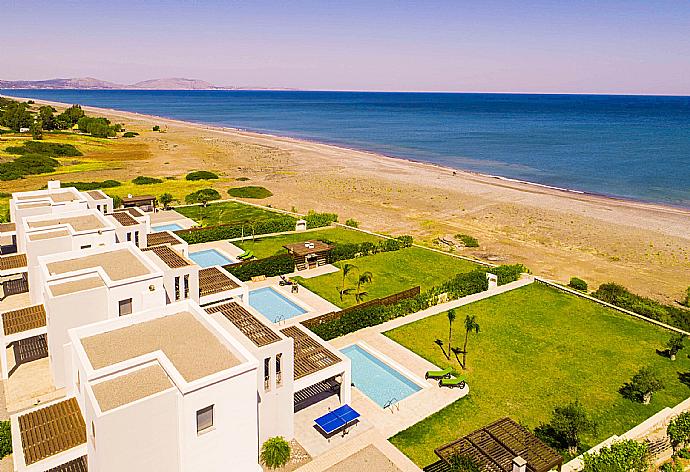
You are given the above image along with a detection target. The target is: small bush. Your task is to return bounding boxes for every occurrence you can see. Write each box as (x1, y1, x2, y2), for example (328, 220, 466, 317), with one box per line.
(110, 194, 123, 208)
(122, 131, 139, 138)
(226, 254, 294, 281)
(63, 180, 121, 191)
(176, 216, 297, 244)
(0, 154, 60, 180)
(668, 412, 690, 451)
(186, 170, 218, 181)
(236, 176, 250, 181)
(569, 277, 588, 291)
(456, 234, 479, 247)
(305, 211, 338, 228)
(582, 440, 648, 472)
(227, 186, 273, 199)
(485, 264, 526, 285)
(5, 141, 82, 157)
(345, 218, 359, 228)
(132, 176, 163, 185)
(260, 436, 291, 469)
(152, 125, 160, 131)
(0, 420, 12, 458)
(185, 188, 221, 205)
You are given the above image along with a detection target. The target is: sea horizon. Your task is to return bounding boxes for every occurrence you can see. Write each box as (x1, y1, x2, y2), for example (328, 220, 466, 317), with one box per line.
(3, 89, 690, 208)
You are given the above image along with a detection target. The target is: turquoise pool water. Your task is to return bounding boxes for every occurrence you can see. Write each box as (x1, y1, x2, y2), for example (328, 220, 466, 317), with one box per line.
(341, 344, 421, 407)
(249, 287, 307, 323)
(189, 249, 235, 268)
(152, 223, 183, 232)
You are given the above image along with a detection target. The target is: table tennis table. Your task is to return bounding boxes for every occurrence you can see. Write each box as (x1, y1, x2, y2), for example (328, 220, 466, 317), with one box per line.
(314, 404, 361, 438)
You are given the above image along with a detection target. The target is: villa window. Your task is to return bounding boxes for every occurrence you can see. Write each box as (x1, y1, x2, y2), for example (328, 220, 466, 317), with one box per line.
(91, 421, 96, 447)
(80, 244, 91, 249)
(134, 231, 140, 246)
(264, 357, 271, 391)
(126, 232, 132, 242)
(196, 405, 214, 434)
(118, 298, 132, 316)
(174, 276, 181, 301)
(276, 353, 282, 386)
(183, 274, 190, 299)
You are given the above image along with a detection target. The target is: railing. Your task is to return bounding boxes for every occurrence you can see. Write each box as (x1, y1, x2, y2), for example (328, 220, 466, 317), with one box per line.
(274, 314, 286, 325)
(383, 397, 400, 413)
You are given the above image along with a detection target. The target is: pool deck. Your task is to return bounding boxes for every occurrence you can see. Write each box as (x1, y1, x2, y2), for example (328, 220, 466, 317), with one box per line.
(149, 209, 196, 229)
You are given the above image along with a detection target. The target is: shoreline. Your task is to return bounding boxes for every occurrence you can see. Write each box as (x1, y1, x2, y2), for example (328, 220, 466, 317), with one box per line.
(3, 92, 689, 216)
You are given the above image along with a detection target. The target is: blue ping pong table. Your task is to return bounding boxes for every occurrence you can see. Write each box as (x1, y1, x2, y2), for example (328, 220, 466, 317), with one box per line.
(314, 404, 361, 438)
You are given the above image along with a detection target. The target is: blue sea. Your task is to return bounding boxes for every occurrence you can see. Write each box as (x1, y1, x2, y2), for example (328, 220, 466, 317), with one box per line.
(3, 90, 689, 207)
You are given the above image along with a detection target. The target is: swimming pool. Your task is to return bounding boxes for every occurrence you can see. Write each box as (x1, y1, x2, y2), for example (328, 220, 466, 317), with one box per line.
(189, 249, 235, 268)
(341, 344, 422, 408)
(152, 223, 183, 232)
(249, 287, 307, 323)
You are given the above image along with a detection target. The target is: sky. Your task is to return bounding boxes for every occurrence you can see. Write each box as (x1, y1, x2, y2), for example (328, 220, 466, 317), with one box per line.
(1, 0, 689, 95)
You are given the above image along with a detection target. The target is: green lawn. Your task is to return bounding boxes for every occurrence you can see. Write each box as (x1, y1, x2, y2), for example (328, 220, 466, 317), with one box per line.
(386, 283, 690, 467)
(235, 227, 383, 259)
(297, 246, 480, 308)
(176, 201, 289, 227)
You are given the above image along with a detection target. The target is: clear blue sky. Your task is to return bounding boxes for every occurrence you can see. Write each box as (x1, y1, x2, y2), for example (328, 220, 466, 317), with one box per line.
(2, 0, 689, 94)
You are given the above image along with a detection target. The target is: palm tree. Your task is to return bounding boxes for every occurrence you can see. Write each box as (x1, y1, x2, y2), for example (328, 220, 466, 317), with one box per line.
(462, 315, 480, 369)
(446, 309, 456, 360)
(355, 271, 373, 303)
(339, 263, 357, 301)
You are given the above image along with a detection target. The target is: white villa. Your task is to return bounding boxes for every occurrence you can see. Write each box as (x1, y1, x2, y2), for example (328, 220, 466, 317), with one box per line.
(0, 182, 352, 472)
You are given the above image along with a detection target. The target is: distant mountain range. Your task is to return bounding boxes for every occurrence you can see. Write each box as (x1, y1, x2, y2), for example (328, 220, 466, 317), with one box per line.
(0, 77, 291, 90)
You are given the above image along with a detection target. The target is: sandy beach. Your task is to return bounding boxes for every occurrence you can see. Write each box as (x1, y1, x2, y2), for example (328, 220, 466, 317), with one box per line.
(2, 95, 690, 303)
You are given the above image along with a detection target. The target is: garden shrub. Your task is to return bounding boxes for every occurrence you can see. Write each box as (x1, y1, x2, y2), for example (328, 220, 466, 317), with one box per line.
(667, 412, 690, 451)
(176, 216, 297, 244)
(569, 277, 588, 291)
(186, 170, 218, 181)
(122, 131, 139, 138)
(5, 141, 82, 157)
(456, 233, 479, 247)
(0, 154, 60, 180)
(236, 176, 250, 181)
(305, 211, 338, 228)
(345, 218, 359, 228)
(0, 420, 11, 459)
(582, 440, 648, 472)
(152, 125, 160, 131)
(184, 188, 221, 205)
(260, 436, 291, 469)
(62, 180, 121, 191)
(132, 176, 163, 185)
(327, 236, 413, 263)
(225, 254, 294, 281)
(484, 264, 526, 285)
(227, 186, 273, 199)
(593, 283, 690, 331)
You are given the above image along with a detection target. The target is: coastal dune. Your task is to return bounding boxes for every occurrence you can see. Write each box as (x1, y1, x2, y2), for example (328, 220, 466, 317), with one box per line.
(3, 96, 690, 302)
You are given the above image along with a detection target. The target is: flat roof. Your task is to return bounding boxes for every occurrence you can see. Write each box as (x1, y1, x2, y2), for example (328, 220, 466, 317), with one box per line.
(28, 228, 71, 241)
(199, 267, 239, 297)
(434, 417, 563, 472)
(281, 325, 341, 379)
(91, 364, 173, 412)
(27, 214, 107, 232)
(46, 248, 153, 281)
(85, 190, 108, 200)
(206, 302, 281, 347)
(81, 311, 241, 382)
(18, 397, 86, 466)
(147, 231, 183, 247)
(16, 190, 82, 204)
(123, 195, 155, 203)
(49, 276, 105, 297)
(1, 304, 46, 336)
(284, 240, 334, 257)
(142, 245, 191, 269)
(110, 211, 138, 227)
(0, 253, 27, 271)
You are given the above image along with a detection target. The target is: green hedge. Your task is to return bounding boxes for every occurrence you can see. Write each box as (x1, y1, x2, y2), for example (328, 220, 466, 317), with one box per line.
(485, 264, 526, 285)
(0, 420, 11, 459)
(327, 235, 413, 263)
(312, 269, 489, 340)
(186, 170, 219, 181)
(224, 254, 294, 281)
(62, 180, 121, 191)
(132, 176, 163, 185)
(228, 186, 273, 199)
(593, 283, 690, 331)
(0, 154, 60, 180)
(305, 211, 338, 228)
(5, 141, 82, 157)
(175, 216, 297, 244)
(569, 277, 588, 291)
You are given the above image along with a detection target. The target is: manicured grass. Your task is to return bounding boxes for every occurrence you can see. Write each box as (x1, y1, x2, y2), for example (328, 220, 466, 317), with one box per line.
(227, 186, 273, 199)
(297, 246, 480, 308)
(386, 283, 690, 467)
(175, 201, 284, 227)
(236, 227, 382, 259)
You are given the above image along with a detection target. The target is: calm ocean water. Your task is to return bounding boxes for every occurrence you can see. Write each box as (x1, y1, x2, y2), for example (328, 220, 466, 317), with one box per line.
(3, 90, 690, 207)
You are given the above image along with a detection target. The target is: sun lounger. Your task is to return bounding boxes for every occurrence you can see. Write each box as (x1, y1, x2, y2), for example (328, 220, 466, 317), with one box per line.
(250, 275, 267, 283)
(439, 375, 467, 389)
(425, 367, 453, 380)
(237, 250, 254, 261)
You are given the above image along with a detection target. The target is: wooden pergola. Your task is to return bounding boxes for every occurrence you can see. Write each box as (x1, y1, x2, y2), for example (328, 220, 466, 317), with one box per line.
(431, 417, 563, 472)
(280, 325, 341, 379)
(122, 195, 156, 212)
(206, 302, 281, 347)
(283, 240, 334, 271)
